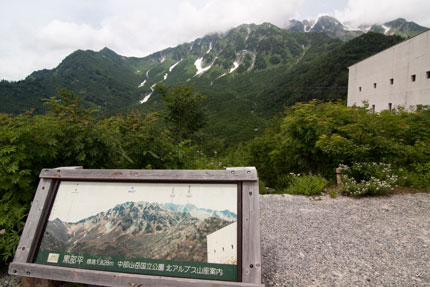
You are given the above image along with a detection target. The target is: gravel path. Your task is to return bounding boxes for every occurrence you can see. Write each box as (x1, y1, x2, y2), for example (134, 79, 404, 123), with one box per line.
(2, 192, 429, 286)
(260, 193, 430, 287)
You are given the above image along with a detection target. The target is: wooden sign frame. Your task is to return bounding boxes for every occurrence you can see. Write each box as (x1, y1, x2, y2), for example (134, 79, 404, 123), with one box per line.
(9, 167, 263, 287)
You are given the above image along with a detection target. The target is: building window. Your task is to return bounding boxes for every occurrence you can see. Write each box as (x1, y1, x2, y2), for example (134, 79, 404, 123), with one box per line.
(390, 78, 394, 85)
(372, 105, 375, 112)
(373, 83, 377, 88)
(388, 103, 392, 111)
(427, 71, 430, 79)
(411, 74, 416, 82)
(359, 86, 362, 92)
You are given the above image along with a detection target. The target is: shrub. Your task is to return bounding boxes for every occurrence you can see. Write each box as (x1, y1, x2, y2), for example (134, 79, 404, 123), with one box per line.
(0, 193, 27, 263)
(340, 162, 400, 196)
(403, 163, 430, 191)
(285, 174, 328, 196)
(329, 189, 337, 198)
(259, 180, 268, 194)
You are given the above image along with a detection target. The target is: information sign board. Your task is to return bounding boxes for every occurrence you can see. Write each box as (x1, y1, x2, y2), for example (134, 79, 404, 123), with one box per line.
(9, 167, 263, 287)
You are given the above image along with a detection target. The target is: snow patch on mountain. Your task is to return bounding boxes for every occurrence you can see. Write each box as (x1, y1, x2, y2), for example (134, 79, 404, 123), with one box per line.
(245, 26, 251, 41)
(216, 73, 227, 80)
(138, 80, 146, 88)
(140, 94, 151, 104)
(140, 84, 157, 104)
(206, 42, 212, 54)
(164, 73, 168, 80)
(194, 57, 212, 76)
(169, 60, 182, 72)
(382, 25, 390, 34)
(229, 61, 239, 73)
(304, 19, 316, 32)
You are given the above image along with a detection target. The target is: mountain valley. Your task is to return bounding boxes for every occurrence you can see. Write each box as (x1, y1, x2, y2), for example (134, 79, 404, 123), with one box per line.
(0, 17, 426, 145)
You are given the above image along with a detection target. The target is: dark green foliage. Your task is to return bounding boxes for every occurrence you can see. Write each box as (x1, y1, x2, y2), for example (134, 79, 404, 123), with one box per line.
(254, 54, 267, 70)
(0, 48, 145, 115)
(155, 85, 207, 143)
(269, 55, 281, 65)
(258, 32, 404, 116)
(237, 54, 253, 73)
(247, 101, 430, 190)
(285, 174, 328, 196)
(0, 89, 207, 265)
(401, 163, 430, 191)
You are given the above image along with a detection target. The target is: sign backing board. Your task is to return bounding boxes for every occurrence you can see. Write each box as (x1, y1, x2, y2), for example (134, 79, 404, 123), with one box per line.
(9, 167, 263, 287)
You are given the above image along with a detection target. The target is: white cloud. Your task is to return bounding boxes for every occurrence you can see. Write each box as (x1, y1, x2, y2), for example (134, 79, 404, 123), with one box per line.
(1, 0, 305, 80)
(335, 0, 430, 27)
(0, 0, 429, 81)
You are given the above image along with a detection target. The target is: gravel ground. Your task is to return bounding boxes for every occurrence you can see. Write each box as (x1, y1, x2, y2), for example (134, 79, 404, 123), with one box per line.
(1, 192, 429, 286)
(260, 192, 430, 287)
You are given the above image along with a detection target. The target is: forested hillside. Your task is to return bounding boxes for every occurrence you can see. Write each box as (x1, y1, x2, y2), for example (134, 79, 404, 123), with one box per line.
(258, 32, 404, 116)
(0, 20, 418, 146)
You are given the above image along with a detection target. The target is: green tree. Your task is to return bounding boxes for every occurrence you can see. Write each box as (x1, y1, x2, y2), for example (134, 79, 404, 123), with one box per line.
(247, 101, 430, 190)
(155, 85, 207, 143)
(0, 89, 189, 264)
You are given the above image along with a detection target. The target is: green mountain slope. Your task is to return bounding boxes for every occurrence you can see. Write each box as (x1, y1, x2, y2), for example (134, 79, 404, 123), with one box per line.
(0, 48, 147, 114)
(0, 23, 342, 115)
(0, 21, 413, 145)
(258, 32, 404, 116)
(370, 18, 428, 38)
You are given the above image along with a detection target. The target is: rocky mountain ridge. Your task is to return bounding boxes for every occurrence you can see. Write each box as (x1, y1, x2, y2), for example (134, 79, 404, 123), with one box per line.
(40, 201, 236, 262)
(287, 16, 427, 40)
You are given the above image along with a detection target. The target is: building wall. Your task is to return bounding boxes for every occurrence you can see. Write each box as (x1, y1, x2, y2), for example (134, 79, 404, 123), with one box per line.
(347, 30, 430, 112)
(207, 222, 237, 265)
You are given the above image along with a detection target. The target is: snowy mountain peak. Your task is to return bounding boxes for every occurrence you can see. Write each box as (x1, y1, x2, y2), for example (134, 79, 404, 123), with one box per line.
(287, 17, 427, 41)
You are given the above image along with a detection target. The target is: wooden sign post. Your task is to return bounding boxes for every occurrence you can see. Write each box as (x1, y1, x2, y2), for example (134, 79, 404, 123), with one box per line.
(9, 167, 263, 287)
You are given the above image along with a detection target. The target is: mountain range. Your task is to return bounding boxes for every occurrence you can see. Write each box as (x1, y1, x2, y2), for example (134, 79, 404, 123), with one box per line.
(39, 201, 236, 262)
(0, 17, 426, 144)
(286, 17, 428, 40)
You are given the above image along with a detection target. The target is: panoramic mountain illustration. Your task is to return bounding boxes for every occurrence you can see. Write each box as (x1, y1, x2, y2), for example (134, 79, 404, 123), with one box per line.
(39, 201, 237, 263)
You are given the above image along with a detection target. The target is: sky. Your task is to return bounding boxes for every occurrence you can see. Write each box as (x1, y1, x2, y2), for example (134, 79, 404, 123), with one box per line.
(1, 0, 429, 81)
(49, 181, 238, 222)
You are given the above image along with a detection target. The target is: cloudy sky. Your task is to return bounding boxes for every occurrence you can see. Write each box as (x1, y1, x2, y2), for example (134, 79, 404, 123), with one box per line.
(1, 0, 429, 81)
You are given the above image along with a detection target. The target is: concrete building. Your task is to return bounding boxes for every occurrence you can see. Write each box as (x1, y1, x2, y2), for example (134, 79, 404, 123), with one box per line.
(207, 222, 237, 265)
(347, 30, 430, 112)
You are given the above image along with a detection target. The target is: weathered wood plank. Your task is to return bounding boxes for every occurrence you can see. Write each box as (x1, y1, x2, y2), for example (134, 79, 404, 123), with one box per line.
(10, 263, 265, 287)
(12, 166, 83, 265)
(241, 181, 262, 284)
(12, 178, 55, 263)
(39, 168, 258, 182)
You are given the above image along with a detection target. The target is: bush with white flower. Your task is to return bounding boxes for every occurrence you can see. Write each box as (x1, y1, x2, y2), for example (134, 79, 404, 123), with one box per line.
(340, 162, 400, 196)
